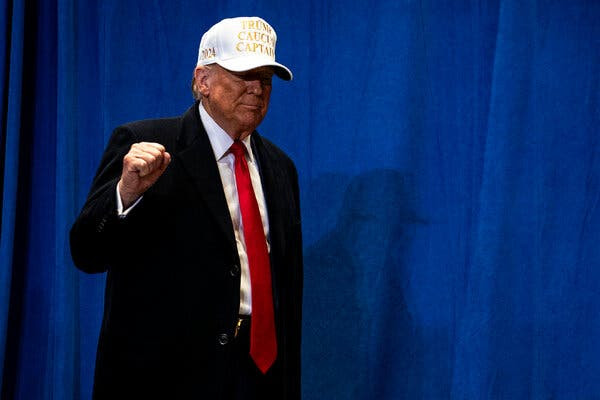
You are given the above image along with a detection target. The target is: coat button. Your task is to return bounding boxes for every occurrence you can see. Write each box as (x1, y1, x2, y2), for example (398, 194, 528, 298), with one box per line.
(217, 333, 229, 346)
(230, 264, 240, 277)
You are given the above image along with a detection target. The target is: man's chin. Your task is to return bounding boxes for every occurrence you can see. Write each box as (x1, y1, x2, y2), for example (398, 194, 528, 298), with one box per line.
(237, 115, 265, 132)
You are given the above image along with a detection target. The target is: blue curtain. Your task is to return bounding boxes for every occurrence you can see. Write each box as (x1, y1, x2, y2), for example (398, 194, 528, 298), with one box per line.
(1, 0, 598, 398)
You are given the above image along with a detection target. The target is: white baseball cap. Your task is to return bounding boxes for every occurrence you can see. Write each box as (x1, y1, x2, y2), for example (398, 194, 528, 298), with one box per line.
(197, 16, 293, 81)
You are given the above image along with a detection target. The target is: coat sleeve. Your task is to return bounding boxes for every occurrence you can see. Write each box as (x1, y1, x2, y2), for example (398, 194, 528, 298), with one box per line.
(69, 126, 138, 273)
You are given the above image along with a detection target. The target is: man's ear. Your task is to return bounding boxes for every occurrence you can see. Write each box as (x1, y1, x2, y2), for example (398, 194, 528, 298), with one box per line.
(194, 66, 210, 97)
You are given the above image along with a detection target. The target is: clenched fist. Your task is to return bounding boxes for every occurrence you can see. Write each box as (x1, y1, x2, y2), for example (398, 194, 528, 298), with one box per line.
(118, 142, 171, 208)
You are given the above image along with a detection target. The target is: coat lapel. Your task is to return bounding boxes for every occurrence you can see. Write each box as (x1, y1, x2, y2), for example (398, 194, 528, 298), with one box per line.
(176, 104, 237, 250)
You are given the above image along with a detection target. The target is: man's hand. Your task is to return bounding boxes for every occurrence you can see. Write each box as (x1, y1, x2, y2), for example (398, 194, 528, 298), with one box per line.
(118, 142, 171, 209)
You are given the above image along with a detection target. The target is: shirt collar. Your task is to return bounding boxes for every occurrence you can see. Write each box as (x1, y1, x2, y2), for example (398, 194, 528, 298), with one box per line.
(198, 102, 254, 162)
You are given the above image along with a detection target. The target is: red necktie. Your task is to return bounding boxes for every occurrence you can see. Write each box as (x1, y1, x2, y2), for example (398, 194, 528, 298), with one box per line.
(230, 141, 277, 374)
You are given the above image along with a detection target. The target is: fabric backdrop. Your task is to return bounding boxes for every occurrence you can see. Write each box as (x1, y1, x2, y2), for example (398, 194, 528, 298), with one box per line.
(1, 0, 598, 398)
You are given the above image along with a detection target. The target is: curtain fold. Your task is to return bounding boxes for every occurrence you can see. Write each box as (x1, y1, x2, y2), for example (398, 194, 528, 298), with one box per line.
(0, 1, 26, 393)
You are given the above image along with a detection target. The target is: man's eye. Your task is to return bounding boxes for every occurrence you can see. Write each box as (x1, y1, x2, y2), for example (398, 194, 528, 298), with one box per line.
(233, 72, 272, 83)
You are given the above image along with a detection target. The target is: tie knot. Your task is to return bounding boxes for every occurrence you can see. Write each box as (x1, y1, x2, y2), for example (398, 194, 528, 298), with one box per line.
(230, 141, 246, 159)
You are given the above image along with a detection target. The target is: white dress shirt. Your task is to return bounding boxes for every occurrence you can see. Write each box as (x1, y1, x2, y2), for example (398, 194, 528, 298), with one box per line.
(116, 103, 270, 315)
(198, 102, 270, 315)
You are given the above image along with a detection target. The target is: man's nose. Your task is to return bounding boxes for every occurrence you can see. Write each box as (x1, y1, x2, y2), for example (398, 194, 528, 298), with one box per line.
(246, 80, 264, 95)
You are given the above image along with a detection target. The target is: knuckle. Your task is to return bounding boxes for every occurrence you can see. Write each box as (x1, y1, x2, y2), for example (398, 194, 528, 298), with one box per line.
(134, 159, 147, 170)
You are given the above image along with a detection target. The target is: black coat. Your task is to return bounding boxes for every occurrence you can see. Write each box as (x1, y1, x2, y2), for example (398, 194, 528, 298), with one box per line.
(70, 103, 303, 399)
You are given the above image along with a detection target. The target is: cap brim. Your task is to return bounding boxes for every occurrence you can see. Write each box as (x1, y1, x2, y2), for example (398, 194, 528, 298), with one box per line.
(217, 57, 293, 81)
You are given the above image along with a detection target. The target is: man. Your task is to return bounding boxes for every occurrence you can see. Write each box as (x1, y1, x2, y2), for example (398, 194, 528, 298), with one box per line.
(70, 16, 302, 399)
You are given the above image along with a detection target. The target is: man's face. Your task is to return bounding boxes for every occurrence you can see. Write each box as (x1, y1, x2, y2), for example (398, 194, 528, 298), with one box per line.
(199, 64, 274, 139)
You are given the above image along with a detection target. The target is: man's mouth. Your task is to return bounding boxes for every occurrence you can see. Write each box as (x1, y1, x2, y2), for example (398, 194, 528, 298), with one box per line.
(240, 104, 261, 109)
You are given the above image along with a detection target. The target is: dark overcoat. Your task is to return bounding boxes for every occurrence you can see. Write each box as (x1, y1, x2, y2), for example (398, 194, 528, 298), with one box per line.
(70, 103, 303, 399)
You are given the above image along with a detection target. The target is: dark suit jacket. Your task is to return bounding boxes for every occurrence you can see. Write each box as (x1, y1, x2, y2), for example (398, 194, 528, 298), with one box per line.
(70, 103, 303, 399)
